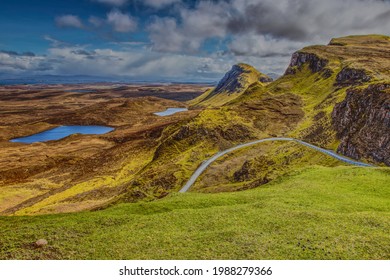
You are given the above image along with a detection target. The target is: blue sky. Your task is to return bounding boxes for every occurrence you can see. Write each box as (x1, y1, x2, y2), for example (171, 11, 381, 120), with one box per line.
(0, 0, 389, 82)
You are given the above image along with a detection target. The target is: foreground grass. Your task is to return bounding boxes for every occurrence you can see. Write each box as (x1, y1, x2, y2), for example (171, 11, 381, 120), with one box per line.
(0, 166, 389, 260)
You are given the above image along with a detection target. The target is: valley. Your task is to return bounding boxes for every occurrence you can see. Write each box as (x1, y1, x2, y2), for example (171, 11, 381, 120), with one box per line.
(0, 83, 208, 214)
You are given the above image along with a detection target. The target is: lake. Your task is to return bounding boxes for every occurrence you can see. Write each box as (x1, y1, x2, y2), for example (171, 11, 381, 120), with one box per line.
(10, 125, 114, 144)
(154, 108, 188, 116)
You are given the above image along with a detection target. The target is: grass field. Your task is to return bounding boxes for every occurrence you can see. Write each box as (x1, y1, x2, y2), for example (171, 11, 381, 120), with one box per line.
(0, 166, 389, 260)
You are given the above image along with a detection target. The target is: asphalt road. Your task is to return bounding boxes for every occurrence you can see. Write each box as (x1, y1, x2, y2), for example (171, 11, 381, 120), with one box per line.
(179, 137, 373, 193)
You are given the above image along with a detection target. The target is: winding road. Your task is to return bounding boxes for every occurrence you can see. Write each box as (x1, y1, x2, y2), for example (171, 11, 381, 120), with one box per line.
(179, 137, 373, 193)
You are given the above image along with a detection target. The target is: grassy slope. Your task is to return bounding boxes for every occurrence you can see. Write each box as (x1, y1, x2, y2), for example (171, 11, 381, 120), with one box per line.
(1, 166, 389, 260)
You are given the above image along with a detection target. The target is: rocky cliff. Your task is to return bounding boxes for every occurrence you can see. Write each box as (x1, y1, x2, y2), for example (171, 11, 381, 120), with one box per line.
(332, 83, 390, 165)
(285, 52, 329, 75)
(275, 35, 390, 165)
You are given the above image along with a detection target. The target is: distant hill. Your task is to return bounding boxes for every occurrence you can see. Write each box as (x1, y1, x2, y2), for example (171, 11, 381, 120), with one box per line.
(0, 75, 116, 85)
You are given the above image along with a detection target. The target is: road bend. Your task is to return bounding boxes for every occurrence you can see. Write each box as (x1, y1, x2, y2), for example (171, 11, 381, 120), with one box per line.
(179, 137, 373, 193)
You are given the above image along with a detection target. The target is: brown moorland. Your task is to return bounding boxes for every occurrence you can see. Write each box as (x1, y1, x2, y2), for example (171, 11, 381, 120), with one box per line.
(0, 83, 209, 214)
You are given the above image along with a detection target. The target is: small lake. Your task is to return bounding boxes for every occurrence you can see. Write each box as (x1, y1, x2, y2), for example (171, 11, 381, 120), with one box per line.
(10, 125, 114, 144)
(154, 108, 188, 116)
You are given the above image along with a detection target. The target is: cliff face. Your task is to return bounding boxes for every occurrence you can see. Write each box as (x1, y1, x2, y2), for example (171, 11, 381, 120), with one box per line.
(285, 52, 329, 74)
(332, 84, 390, 165)
(335, 67, 371, 86)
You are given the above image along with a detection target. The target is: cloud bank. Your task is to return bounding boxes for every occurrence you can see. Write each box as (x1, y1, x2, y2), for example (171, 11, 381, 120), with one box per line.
(3, 0, 390, 81)
(147, 0, 390, 58)
(107, 10, 137, 32)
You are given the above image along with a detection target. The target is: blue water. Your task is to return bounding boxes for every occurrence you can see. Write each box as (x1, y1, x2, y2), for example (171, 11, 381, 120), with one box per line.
(10, 125, 114, 144)
(154, 108, 188, 116)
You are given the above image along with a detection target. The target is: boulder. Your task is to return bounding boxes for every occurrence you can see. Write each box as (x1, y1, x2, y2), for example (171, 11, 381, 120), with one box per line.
(35, 239, 48, 247)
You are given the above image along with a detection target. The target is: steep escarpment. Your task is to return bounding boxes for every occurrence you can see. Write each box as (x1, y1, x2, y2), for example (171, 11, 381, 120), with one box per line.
(271, 35, 390, 165)
(332, 83, 390, 165)
(190, 63, 272, 107)
(285, 52, 329, 75)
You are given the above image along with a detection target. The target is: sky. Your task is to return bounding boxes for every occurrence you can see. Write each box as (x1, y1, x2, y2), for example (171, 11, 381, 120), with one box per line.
(0, 0, 389, 82)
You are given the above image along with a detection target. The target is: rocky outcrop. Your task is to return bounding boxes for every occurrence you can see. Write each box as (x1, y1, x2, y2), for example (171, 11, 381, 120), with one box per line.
(332, 83, 390, 165)
(192, 63, 272, 107)
(259, 76, 273, 83)
(233, 160, 253, 182)
(211, 63, 271, 96)
(335, 67, 371, 86)
(213, 64, 249, 95)
(285, 52, 328, 75)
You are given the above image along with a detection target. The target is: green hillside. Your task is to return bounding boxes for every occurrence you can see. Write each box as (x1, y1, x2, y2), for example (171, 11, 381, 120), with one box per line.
(0, 166, 388, 259)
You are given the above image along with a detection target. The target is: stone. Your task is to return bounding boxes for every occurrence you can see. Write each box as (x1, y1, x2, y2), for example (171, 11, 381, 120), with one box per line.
(335, 67, 371, 86)
(35, 239, 48, 247)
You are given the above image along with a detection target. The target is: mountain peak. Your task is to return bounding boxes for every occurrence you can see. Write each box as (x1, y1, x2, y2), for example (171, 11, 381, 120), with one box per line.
(190, 63, 271, 107)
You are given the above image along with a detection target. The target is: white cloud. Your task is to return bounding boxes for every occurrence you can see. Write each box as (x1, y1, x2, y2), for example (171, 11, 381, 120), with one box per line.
(44, 45, 229, 80)
(55, 15, 84, 29)
(148, 1, 230, 53)
(0, 52, 48, 73)
(148, 18, 192, 53)
(229, 34, 305, 57)
(7, 0, 390, 80)
(228, 0, 390, 41)
(107, 10, 137, 32)
(0, 41, 235, 81)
